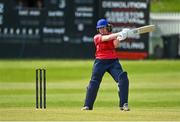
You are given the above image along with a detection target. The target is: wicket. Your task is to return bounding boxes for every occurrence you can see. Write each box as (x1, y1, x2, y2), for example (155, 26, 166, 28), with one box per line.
(36, 68, 46, 109)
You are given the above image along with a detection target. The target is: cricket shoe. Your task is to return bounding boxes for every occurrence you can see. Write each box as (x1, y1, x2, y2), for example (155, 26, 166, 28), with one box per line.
(81, 106, 91, 111)
(120, 103, 130, 111)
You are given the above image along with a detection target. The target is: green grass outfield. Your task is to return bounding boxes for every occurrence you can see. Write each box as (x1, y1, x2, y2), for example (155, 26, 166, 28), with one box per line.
(0, 60, 180, 121)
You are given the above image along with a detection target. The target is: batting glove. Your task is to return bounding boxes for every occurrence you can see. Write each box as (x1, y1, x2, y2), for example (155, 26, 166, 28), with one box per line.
(117, 29, 129, 41)
(122, 28, 130, 33)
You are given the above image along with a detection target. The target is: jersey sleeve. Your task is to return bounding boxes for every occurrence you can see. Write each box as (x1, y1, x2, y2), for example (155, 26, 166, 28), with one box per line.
(94, 34, 102, 45)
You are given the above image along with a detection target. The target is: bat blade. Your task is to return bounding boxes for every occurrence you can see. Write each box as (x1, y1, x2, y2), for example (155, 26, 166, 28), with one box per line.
(131, 25, 155, 34)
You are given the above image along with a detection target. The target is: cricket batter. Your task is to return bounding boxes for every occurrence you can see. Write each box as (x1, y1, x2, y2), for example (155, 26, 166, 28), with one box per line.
(81, 18, 130, 111)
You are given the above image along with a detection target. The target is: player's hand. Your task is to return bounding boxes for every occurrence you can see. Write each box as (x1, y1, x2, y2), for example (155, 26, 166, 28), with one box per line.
(117, 28, 129, 41)
(122, 28, 130, 33)
(122, 28, 138, 38)
(117, 31, 127, 41)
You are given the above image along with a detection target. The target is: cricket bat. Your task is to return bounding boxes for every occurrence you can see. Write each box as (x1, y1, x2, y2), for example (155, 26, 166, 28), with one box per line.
(118, 25, 155, 41)
(130, 25, 155, 35)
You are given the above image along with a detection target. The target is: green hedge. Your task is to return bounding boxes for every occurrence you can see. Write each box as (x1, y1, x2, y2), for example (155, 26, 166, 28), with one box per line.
(151, 0, 180, 12)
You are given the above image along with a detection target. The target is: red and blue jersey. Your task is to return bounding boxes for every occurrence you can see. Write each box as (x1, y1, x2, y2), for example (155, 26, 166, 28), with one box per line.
(94, 34, 118, 59)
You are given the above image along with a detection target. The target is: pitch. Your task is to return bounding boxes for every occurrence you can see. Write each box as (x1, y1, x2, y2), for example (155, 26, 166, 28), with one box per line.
(0, 60, 180, 121)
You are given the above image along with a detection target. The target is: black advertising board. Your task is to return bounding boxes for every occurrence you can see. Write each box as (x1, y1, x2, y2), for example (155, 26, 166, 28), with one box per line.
(99, 0, 150, 59)
(0, 0, 97, 58)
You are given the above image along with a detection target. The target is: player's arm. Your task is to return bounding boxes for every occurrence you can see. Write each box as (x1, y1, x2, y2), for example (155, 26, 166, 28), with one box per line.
(101, 33, 120, 42)
(101, 29, 130, 42)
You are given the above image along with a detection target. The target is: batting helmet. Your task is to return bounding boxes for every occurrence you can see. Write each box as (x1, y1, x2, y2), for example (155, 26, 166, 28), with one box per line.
(96, 19, 108, 29)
